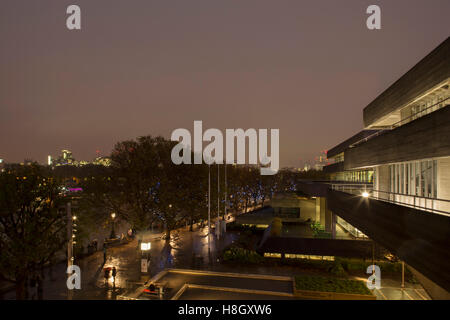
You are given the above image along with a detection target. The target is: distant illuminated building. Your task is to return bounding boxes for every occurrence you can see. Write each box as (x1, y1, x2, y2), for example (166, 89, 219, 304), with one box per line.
(47, 155, 52, 166)
(93, 156, 112, 167)
(314, 150, 328, 171)
(53, 149, 75, 166)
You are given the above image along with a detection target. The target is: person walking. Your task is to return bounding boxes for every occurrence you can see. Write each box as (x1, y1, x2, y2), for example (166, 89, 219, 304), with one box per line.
(111, 267, 117, 286)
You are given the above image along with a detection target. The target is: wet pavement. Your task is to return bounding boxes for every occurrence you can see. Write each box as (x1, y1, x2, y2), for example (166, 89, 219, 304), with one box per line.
(1, 219, 432, 300)
(2, 223, 237, 300)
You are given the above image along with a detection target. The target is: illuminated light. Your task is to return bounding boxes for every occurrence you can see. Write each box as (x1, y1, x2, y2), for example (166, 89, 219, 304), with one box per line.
(72, 216, 77, 220)
(362, 191, 369, 198)
(141, 242, 151, 251)
(111, 212, 116, 219)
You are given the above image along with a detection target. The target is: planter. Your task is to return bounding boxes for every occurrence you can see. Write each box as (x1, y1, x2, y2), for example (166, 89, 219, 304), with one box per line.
(292, 276, 376, 300)
(293, 287, 376, 300)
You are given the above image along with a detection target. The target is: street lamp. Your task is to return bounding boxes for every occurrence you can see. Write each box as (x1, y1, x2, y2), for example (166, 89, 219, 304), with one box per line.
(110, 212, 116, 238)
(140, 242, 151, 274)
(141, 242, 151, 251)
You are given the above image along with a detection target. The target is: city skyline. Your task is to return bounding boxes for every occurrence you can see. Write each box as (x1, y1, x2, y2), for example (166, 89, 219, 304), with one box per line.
(1, 0, 450, 167)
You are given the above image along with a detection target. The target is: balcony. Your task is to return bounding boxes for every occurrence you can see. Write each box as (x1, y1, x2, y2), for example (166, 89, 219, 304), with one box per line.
(330, 183, 450, 217)
(345, 105, 450, 170)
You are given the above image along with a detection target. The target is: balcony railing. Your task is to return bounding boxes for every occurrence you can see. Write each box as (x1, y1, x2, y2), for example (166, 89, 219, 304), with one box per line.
(330, 183, 450, 217)
(350, 99, 449, 148)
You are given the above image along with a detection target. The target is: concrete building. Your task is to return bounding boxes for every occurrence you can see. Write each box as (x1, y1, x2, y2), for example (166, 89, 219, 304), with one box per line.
(316, 37, 450, 299)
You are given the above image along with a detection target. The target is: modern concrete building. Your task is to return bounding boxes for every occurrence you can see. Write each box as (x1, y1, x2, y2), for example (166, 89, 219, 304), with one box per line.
(317, 37, 450, 299)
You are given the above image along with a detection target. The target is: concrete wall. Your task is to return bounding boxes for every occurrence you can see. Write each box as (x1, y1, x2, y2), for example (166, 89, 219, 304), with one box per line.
(363, 37, 450, 127)
(271, 193, 302, 208)
(407, 265, 450, 300)
(325, 209, 333, 233)
(345, 106, 450, 169)
(327, 189, 450, 292)
(298, 199, 316, 221)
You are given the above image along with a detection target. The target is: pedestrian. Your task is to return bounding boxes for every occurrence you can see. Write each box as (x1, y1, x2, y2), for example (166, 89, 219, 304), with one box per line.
(111, 267, 117, 285)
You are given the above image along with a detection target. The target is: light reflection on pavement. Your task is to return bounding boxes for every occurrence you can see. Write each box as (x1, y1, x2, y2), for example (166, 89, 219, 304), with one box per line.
(2, 223, 237, 300)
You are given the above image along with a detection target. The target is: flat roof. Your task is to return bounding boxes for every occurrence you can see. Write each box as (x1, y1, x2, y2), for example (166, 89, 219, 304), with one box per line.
(363, 37, 450, 127)
(326, 130, 379, 158)
(130, 269, 297, 300)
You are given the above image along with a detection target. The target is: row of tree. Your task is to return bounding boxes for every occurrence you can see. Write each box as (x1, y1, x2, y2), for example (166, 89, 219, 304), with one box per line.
(79, 135, 302, 239)
(0, 135, 327, 299)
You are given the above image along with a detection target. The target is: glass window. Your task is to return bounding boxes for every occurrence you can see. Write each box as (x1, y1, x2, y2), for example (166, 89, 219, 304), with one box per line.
(405, 163, 409, 195)
(400, 164, 404, 194)
(415, 162, 420, 196)
(433, 160, 437, 198)
(421, 161, 426, 197)
(426, 161, 432, 198)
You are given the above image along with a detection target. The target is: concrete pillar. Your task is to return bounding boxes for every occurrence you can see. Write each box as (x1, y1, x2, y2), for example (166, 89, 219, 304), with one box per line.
(315, 197, 321, 222)
(319, 197, 326, 227)
(376, 165, 390, 200)
(325, 209, 332, 233)
(331, 212, 336, 239)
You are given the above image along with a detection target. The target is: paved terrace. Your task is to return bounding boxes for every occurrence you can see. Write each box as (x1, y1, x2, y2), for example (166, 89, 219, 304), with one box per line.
(124, 269, 297, 300)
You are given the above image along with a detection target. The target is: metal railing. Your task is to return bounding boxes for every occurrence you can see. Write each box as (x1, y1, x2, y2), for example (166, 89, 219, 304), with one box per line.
(350, 99, 449, 148)
(330, 183, 450, 217)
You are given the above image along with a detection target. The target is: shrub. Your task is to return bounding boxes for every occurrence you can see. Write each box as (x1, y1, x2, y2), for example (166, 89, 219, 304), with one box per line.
(329, 260, 347, 277)
(294, 275, 372, 295)
(222, 247, 264, 264)
(270, 218, 282, 237)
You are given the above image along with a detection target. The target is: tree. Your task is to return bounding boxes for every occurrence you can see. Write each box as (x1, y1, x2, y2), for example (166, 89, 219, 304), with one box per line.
(78, 165, 126, 241)
(0, 163, 66, 299)
(109, 136, 165, 231)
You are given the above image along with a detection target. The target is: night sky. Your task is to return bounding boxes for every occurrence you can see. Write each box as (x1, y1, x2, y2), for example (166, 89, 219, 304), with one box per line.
(1, 0, 449, 167)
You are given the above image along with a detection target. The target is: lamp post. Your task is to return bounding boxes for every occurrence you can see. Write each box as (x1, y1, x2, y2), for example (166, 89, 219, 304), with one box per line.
(217, 164, 220, 239)
(67, 202, 75, 300)
(224, 164, 227, 220)
(140, 242, 151, 277)
(208, 164, 211, 256)
(110, 212, 116, 239)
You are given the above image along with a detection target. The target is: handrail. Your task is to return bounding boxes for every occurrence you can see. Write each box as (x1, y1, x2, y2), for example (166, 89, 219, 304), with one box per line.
(330, 184, 450, 217)
(349, 99, 449, 148)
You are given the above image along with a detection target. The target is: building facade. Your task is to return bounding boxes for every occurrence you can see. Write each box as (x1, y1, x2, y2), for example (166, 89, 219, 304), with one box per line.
(322, 37, 450, 298)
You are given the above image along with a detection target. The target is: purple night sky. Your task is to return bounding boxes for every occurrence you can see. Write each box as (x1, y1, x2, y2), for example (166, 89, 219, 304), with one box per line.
(1, 0, 449, 167)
